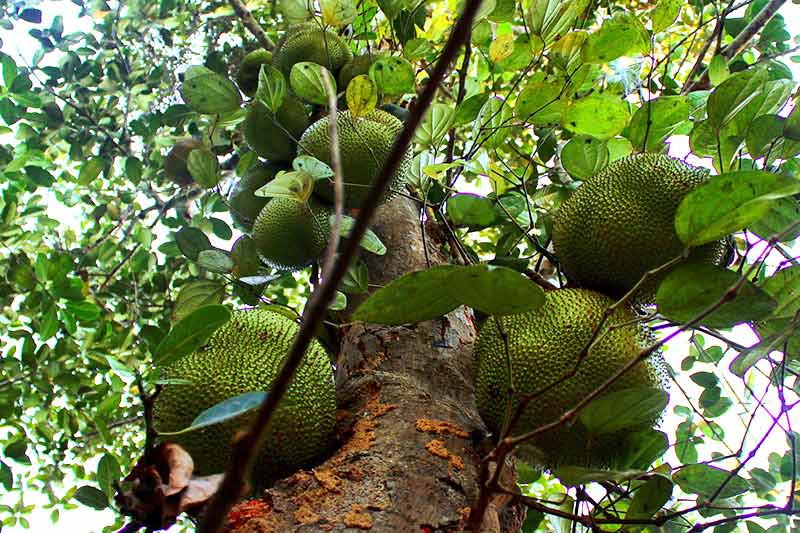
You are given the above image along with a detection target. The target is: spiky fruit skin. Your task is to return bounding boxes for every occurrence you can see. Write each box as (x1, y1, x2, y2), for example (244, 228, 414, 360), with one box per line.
(164, 138, 204, 186)
(474, 288, 667, 469)
(228, 161, 289, 231)
(236, 48, 273, 97)
(299, 110, 412, 208)
(252, 197, 331, 271)
(552, 154, 726, 303)
(244, 97, 309, 162)
(273, 23, 353, 76)
(153, 308, 335, 486)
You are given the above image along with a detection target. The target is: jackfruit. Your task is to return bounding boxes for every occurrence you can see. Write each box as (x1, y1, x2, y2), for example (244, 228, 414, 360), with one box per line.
(252, 197, 331, 270)
(153, 308, 336, 486)
(552, 153, 726, 303)
(273, 23, 352, 76)
(473, 288, 666, 468)
(244, 96, 309, 162)
(299, 109, 411, 207)
(236, 48, 273, 97)
(228, 161, 289, 231)
(164, 138, 204, 186)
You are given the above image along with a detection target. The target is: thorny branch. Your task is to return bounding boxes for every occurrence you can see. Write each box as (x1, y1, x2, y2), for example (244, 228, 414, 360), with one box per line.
(199, 2, 486, 530)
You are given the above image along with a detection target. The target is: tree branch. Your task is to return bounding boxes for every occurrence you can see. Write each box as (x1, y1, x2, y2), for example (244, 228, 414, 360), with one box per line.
(721, 0, 788, 60)
(228, 0, 275, 51)
(198, 2, 485, 531)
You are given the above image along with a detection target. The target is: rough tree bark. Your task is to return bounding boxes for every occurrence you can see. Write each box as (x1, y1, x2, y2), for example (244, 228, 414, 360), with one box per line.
(225, 198, 523, 532)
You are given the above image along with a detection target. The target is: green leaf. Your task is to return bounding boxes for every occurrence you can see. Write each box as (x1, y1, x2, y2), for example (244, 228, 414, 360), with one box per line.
(627, 96, 690, 152)
(560, 135, 609, 179)
(626, 475, 673, 519)
(329, 290, 347, 311)
(38, 306, 59, 341)
(784, 104, 800, 141)
(321, 0, 358, 25)
(474, 97, 512, 150)
(554, 466, 644, 486)
(186, 148, 220, 188)
(414, 103, 454, 147)
(73, 486, 108, 510)
(154, 304, 232, 366)
(1, 52, 18, 88)
(336, 215, 387, 256)
(526, 0, 589, 44)
(231, 236, 261, 278)
(756, 265, 800, 360)
(446, 194, 498, 229)
(180, 65, 242, 114)
(78, 158, 104, 185)
(673, 464, 751, 499)
(158, 391, 267, 436)
(96, 454, 120, 497)
(614, 429, 669, 470)
(292, 156, 334, 180)
(750, 196, 800, 242)
(708, 55, 730, 86)
(175, 227, 213, 260)
(707, 68, 768, 130)
(675, 170, 800, 246)
(197, 249, 234, 273)
(345, 75, 377, 118)
(255, 64, 286, 113)
(562, 92, 629, 140)
(290, 62, 334, 105)
(580, 12, 650, 64)
(173, 280, 225, 321)
(579, 387, 668, 434)
(656, 263, 777, 328)
(516, 82, 566, 127)
(254, 171, 314, 202)
(448, 264, 545, 315)
(369, 56, 415, 96)
(64, 301, 102, 322)
(0, 461, 11, 491)
(352, 265, 462, 325)
(729, 332, 788, 377)
(650, 0, 681, 32)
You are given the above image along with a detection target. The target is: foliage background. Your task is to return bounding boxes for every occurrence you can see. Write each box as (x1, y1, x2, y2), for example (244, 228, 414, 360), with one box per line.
(0, 0, 799, 531)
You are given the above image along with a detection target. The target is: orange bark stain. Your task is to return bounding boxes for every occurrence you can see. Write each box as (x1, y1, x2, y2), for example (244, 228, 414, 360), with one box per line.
(293, 504, 320, 526)
(415, 418, 469, 438)
(424, 439, 464, 471)
(344, 504, 374, 530)
(313, 468, 342, 493)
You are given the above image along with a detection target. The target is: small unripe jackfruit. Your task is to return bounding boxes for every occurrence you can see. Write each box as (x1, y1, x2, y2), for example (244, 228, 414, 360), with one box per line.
(164, 138, 204, 186)
(299, 109, 411, 208)
(252, 197, 331, 271)
(273, 23, 352, 75)
(236, 48, 273, 97)
(244, 97, 309, 162)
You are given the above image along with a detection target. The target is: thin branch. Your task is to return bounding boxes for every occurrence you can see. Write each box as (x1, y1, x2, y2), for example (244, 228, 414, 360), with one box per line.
(721, 0, 788, 60)
(199, 2, 485, 530)
(228, 0, 276, 50)
(320, 71, 343, 280)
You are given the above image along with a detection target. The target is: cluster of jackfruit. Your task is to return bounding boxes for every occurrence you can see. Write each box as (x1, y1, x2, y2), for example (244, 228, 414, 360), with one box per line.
(226, 25, 410, 270)
(153, 308, 336, 487)
(474, 154, 727, 470)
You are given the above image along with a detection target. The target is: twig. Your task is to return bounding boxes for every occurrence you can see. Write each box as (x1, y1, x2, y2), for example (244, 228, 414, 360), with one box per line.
(320, 70, 343, 279)
(721, 0, 788, 60)
(199, 2, 485, 531)
(228, 0, 275, 50)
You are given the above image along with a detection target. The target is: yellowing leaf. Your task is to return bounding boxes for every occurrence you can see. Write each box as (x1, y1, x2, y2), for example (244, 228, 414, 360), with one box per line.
(321, 0, 358, 26)
(346, 75, 377, 118)
(253, 170, 314, 202)
(489, 28, 515, 63)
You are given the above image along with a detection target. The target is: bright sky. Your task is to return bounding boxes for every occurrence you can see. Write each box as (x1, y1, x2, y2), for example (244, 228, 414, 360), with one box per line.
(0, 2, 799, 532)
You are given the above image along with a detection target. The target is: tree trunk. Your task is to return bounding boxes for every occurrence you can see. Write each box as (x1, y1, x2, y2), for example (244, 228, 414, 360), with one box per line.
(226, 198, 522, 532)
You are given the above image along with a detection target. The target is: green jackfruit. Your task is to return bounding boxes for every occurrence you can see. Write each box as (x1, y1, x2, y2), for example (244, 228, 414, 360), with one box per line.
(164, 138, 204, 186)
(228, 161, 289, 231)
(244, 97, 309, 162)
(474, 288, 667, 469)
(252, 197, 331, 270)
(552, 153, 727, 303)
(299, 109, 411, 208)
(236, 48, 273, 97)
(153, 308, 336, 486)
(273, 23, 352, 76)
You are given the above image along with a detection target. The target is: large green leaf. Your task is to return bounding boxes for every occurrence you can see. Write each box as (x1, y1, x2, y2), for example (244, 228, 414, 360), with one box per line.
(562, 92, 629, 140)
(675, 170, 800, 246)
(656, 263, 777, 328)
(580, 12, 649, 64)
(447, 264, 545, 316)
(707, 69, 768, 130)
(180, 65, 241, 114)
(172, 280, 225, 321)
(579, 387, 669, 434)
(446, 194, 498, 229)
(627, 96, 690, 152)
(560, 135, 608, 179)
(154, 305, 232, 366)
(626, 475, 673, 519)
(673, 464, 751, 499)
